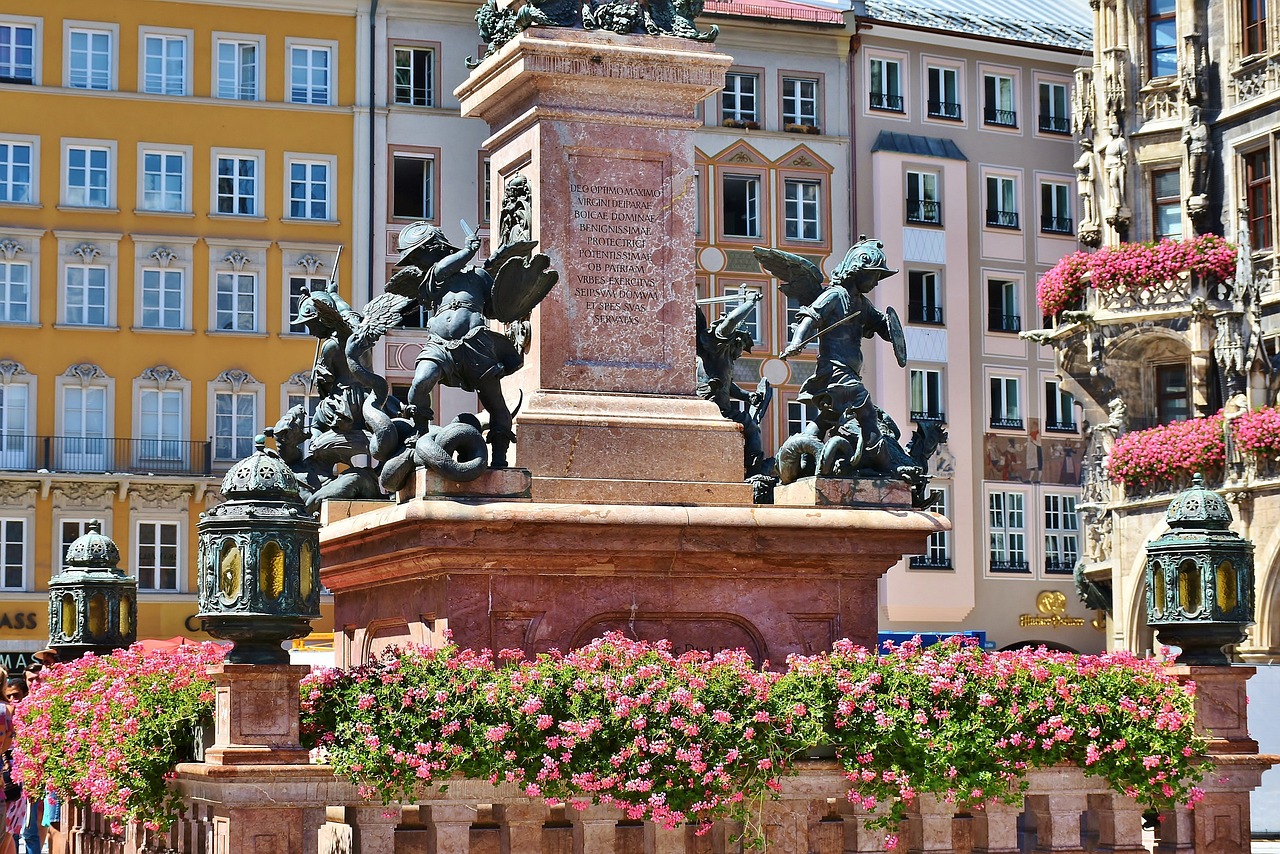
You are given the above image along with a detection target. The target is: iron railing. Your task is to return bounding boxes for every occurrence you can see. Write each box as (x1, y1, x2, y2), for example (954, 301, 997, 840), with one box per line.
(870, 92, 905, 112)
(988, 313, 1022, 333)
(1041, 215, 1074, 234)
(1038, 114, 1070, 134)
(908, 303, 944, 324)
(909, 555, 953, 569)
(1045, 419, 1078, 434)
(986, 209, 1020, 229)
(927, 100, 961, 120)
(1044, 557, 1077, 574)
(984, 107, 1018, 127)
(989, 559, 1030, 573)
(906, 199, 941, 224)
(990, 416, 1025, 430)
(910, 410, 946, 424)
(0, 435, 213, 476)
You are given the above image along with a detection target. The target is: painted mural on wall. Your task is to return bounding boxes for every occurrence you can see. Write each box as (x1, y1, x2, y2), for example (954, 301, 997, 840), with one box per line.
(983, 419, 1085, 486)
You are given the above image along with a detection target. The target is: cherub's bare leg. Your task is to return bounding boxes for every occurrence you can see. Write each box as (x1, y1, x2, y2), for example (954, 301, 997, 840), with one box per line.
(408, 361, 444, 436)
(476, 379, 514, 468)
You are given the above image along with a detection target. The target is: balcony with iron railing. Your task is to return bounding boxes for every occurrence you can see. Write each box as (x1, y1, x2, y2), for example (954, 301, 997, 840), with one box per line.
(990, 415, 1025, 430)
(1044, 418, 1078, 434)
(984, 107, 1017, 127)
(910, 410, 946, 424)
(1044, 557, 1078, 574)
(907, 303, 944, 324)
(909, 554, 952, 569)
(1041, 214, 1073, 234)
(0, 435, 213, 477)
(1038, 114, 1070, 134)
(905, 199, 941, 225)
(986, 209, 1020, 229)
(989, 558, 1030, 573)
(988, 312, 1022, 333)
(870, 92, 904, 112)
(927, 100, 961, 120)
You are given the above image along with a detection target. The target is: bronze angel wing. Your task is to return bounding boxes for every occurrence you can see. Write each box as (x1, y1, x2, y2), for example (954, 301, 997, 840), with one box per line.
(348, 291, 416, 354)
(491, 253, 559, 323)
(753, 247, 825, 306)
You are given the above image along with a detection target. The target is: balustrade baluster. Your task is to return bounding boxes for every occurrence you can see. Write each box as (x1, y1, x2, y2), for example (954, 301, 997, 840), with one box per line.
(644, 821, 689, 854)
(1025, 769, 1089, 854)
(971, 800, 1022, 854)
(495, 803, 547, 852)
(351, 805, 401, 854)
(1088, 793, 1146, 854)
(907, 795, 957, 854)
(839, 803, 891, 854)
(568, 804, 620, 854)
(710, 819, 744, 854)
(762, 796, 812, 851)
(1153, 807, 1193, 854)
(426, 804, 477, 854)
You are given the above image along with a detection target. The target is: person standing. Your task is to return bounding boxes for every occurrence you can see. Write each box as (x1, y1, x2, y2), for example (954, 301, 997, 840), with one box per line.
(3, 679, 39, 854)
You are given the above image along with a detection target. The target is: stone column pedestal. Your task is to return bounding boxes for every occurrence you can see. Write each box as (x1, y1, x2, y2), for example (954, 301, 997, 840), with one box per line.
(203, 662, 311, 766)
(457, 31, 749, 504)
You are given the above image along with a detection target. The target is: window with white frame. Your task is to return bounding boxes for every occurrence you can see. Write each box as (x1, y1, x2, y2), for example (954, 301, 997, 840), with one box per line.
(288, 160, 330, 220)
(910, 488, 951, 568)
(142, 33, 186, 95)
(0, 380, 29, 468)
(141, 150, 186, 212)
(1037, 81, 1069, 134)
(68, 28, 112, 90)
(983, 73, 1016, 126)
(0, 518, 25, 590)
(785, 296, 816, 351)
(0, 23, 36, 84)
(905, 171, 940, 224)
(985, 174, 1019, 228)
(927, 66, 961, 119)
(0, 141, 33, 203)
(64, 263, 109, 326)
(909, 368, 944, 421)
(989, 491, 1028, 572)
(988, 278, 1020, 333)
(392, 154, 434, 220)
(1040, 181, 1072, 234)
(138, 386, 183, 461)
(61, 384, 108, 470)
(289, 44, 331, 104)
(990, 375, 1022, 429)
(784, 179, 820, 241)
(1044, 380, 1076, 432)
(722, 72, 759, 124)
(782, 77, 818, 128)
(1043, 493, 1079, 574)
(1153, 168, 1182, 240)
(722, 174, 760, 238)
(214, 388, 257, 461)
(287, 274, 325, 331)
(869, 56, 902, 112)
(215, 39, 258, 100)
(907, 270, 943, 325)
(393, 46, 435, 107)
(216, 154, 258, 215)
(140, 267, 184, 330)
(786, 400, 813, 436)
(66, 145, 111, 208)
(215, 270, 257, 332)
(0, 258, 30, 323)
(136, 520, 179, 591)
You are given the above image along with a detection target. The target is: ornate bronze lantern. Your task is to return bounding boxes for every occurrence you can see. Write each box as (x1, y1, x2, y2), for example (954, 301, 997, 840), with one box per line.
(197, 435, 321, 664)
(47, 521, 137, 660)
(1144, 474, 1255, 665)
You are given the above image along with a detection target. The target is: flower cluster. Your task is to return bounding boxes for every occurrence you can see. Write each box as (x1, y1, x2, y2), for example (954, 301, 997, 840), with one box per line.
(303, 633, 1207, 844)
(1036, 235, 1237, 317)
(1108, 414, 1225, 490)
(1233, 405, 1280, 457)
(13, 642, 224, 832)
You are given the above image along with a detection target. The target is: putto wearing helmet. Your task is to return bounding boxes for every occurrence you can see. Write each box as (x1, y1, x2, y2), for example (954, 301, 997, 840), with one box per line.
(394, 221, 459, 268)
(830, 235, 898, 293)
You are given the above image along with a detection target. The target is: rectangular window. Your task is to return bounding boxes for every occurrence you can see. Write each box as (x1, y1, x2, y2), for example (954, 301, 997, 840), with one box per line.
(786, 400, 814, 436)
(61, 384, 107, 470)
(1153, 168, 1182, 239)
(722, 175, 761, 238)
(1044, 493, 1079, 574)
(911, 488, 951, 568)
(1038, 82, 1070, 133)
(0, 519, 24, 590)
(990, 375, 1023, 429)
(782, 77, 818, 128)
(908, 270, 943, 324)
(1149, 0, 1178, 78)
(143, 34, 186, 95)
(983, 73, 1016, 126)
(392, 154, 434, 220)
(288, 275, 325, 331)
(927, 66, 960, 119)
(869, 57, 903, 112)
(1246, 149, 1273, 250)
(989, 491, 1028, 573)
(1045, 380, 1077, 432)
(216, 155, 257, 215)
(289, 160, 330, 220)
(215, 272, 256, 332)
(986, 175, 1019, 228)
(1041, 181, 1073, 234)
(0, 260, 30, 323)
(142, 150, 186, 212)
(0, 141, 33, 203)
(0, 383, 29, 469)
(64, 264, 108, 326)
(905, 171, 940, 224)
(139, 388, 182, 459)
(69, 28, 112, 90)
(214, 391, 257, 461)
(988, 279, 1020, 333)
(909, 368, 944, 421)
(1244, 0, 1268, 55)
(289, 45, 330, 104)
(216, 40, 258, 100)
(136, 521, 179, 591)
(0, 24, 35, 84)
(1155, 363, 1190, 425)
(783, 179, 820, 241)
(393, 46, 435, 107)
(140, 268, 184, 329)
(66, 146, 110, 208)
(722, 72, 758, 124)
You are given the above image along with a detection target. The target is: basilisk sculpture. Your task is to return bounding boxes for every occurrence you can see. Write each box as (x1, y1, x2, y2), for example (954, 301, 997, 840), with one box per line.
(756, 237, 938, 508)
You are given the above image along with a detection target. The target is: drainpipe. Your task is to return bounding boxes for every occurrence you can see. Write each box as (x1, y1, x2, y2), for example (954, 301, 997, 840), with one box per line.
(367, 0, 380, 307)
(846, 5, 861, 243)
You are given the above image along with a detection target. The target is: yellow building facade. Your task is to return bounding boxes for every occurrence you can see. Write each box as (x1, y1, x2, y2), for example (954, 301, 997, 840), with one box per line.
(0, 0, 359, 666)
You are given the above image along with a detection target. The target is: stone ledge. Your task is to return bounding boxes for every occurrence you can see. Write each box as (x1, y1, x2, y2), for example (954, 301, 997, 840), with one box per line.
(774, 476, 916, 509)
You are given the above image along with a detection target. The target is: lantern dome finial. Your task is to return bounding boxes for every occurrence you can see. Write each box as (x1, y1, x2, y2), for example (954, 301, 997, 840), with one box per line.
(1165, 472, 1233, 530)
(218, 436, 301, 502)
(64, 520, 122, 573)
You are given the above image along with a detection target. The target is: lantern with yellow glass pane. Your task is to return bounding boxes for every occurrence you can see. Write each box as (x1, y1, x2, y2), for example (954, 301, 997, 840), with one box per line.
(197, 435, 320, 663)
(47, 520, 137, 660)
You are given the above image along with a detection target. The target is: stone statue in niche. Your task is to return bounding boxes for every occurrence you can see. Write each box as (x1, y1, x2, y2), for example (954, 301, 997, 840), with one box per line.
(1074, 138, 1101, 246)
(756, 238, 934, 508)
(1072, 66, 1094, 137)
(492, 174, 538, 268)
(1183, 105, 1211, 220)
(695, 288, 772, 480)
(1103, 124, 1129, 223)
